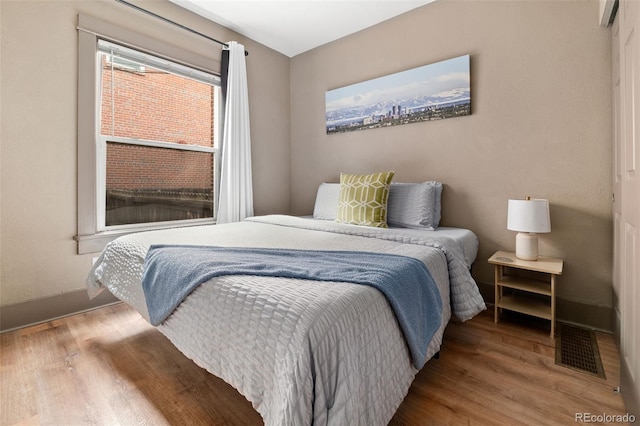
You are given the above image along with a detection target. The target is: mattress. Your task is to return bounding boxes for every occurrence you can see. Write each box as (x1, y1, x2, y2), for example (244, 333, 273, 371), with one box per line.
(87, 214, 485, 425)
(299, 216, 479, 269)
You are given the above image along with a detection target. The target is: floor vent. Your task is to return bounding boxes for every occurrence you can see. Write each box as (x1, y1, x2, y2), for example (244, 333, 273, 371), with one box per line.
(555, 322, 605, 379)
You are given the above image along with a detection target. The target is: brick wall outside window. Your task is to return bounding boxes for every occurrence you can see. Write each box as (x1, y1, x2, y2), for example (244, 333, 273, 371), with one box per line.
(101, 60, 215, 191)
(99, 57, 217, 225)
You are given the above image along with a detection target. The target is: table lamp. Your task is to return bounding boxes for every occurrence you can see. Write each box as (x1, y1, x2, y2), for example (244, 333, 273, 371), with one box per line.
(507, 197, 551, 260)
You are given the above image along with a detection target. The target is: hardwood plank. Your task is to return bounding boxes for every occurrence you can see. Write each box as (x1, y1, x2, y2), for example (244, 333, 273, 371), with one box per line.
(391, 312, 628, 425)
(0, 304, 629, 425)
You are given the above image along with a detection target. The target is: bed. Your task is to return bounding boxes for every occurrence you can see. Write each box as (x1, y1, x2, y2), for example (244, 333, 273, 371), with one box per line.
(86, 179, 486, 426)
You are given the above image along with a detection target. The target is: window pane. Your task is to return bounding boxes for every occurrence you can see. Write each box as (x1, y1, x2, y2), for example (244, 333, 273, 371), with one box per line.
(106, 142, 213, 226)
(100, 51, 215, 148)
(98, 41, 218, 228)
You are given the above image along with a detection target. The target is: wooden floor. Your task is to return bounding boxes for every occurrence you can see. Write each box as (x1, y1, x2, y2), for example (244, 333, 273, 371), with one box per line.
(1, 303, 629, 426)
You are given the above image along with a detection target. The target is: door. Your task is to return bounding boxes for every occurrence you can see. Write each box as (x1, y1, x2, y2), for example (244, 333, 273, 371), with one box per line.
(614, 0, 640, 416)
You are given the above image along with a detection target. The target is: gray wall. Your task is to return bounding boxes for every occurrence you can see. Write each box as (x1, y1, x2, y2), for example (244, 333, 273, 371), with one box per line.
(0, 0, 291, 309)
(290, 0, 613, 328)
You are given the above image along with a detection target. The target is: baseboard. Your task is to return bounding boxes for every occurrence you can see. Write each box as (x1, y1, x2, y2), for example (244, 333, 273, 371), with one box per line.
(476, 281, 614, 332)
(555, 298, 613, 332)
(0, 289, 120, 333)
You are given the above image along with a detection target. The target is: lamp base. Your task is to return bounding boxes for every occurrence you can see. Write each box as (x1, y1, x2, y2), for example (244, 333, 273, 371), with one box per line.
(515, 232, 539, 260)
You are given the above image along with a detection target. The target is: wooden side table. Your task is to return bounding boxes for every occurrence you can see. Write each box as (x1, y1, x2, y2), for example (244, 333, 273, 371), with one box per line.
(488, 250, 563, 338)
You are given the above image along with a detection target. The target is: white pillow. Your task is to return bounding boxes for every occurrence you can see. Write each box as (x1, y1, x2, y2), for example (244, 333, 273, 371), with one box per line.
(386, 181, 443, 230)
(312, 183, 341, 220)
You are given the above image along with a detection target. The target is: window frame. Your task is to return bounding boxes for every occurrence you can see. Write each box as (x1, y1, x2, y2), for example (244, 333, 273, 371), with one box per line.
(76, 14, 222, 254)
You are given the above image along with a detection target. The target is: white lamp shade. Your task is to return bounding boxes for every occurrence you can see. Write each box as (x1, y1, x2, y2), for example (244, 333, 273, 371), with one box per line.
(507, 199, 551, 233)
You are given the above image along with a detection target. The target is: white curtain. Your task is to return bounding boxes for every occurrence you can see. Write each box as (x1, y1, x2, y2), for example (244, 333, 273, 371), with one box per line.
(216, 41, 254, 224)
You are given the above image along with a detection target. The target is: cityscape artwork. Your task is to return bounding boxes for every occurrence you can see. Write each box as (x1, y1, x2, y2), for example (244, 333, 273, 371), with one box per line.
(325, 55, 470, 134)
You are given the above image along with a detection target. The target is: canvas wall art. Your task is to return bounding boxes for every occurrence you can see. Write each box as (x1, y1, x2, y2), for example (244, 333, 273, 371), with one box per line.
(325, 54, 470, 134)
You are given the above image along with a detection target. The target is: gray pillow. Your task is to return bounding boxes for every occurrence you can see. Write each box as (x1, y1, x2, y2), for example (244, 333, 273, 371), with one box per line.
(386, 181, 443, 230)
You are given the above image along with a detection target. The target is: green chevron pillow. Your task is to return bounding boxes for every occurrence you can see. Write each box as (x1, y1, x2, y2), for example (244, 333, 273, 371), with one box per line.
(336, 171, 395, 228)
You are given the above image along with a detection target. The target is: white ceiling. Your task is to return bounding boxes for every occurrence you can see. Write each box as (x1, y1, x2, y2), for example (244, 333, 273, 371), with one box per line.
(168, 0, 434, 57)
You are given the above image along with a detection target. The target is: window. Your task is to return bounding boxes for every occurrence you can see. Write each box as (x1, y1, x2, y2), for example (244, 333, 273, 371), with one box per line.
(76, 14, 222, 254)
(97, 40, 220, 228)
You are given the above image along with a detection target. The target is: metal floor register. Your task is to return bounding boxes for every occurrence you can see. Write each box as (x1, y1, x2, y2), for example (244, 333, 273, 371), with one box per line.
(555, 322, 605, 379)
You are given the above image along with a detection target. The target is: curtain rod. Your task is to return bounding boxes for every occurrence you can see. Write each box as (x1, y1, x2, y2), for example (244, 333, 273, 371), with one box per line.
(115, 0, 249, 56)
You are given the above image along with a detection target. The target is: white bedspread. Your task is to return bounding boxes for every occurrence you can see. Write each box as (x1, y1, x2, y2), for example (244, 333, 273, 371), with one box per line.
(87, 215, 486, 425)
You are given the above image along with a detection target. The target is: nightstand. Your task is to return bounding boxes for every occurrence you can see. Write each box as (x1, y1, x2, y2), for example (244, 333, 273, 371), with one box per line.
(488, 250, 563, 338)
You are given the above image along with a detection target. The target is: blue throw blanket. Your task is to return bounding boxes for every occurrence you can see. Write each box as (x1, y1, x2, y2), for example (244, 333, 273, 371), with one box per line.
(141, 245, 443, 369)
